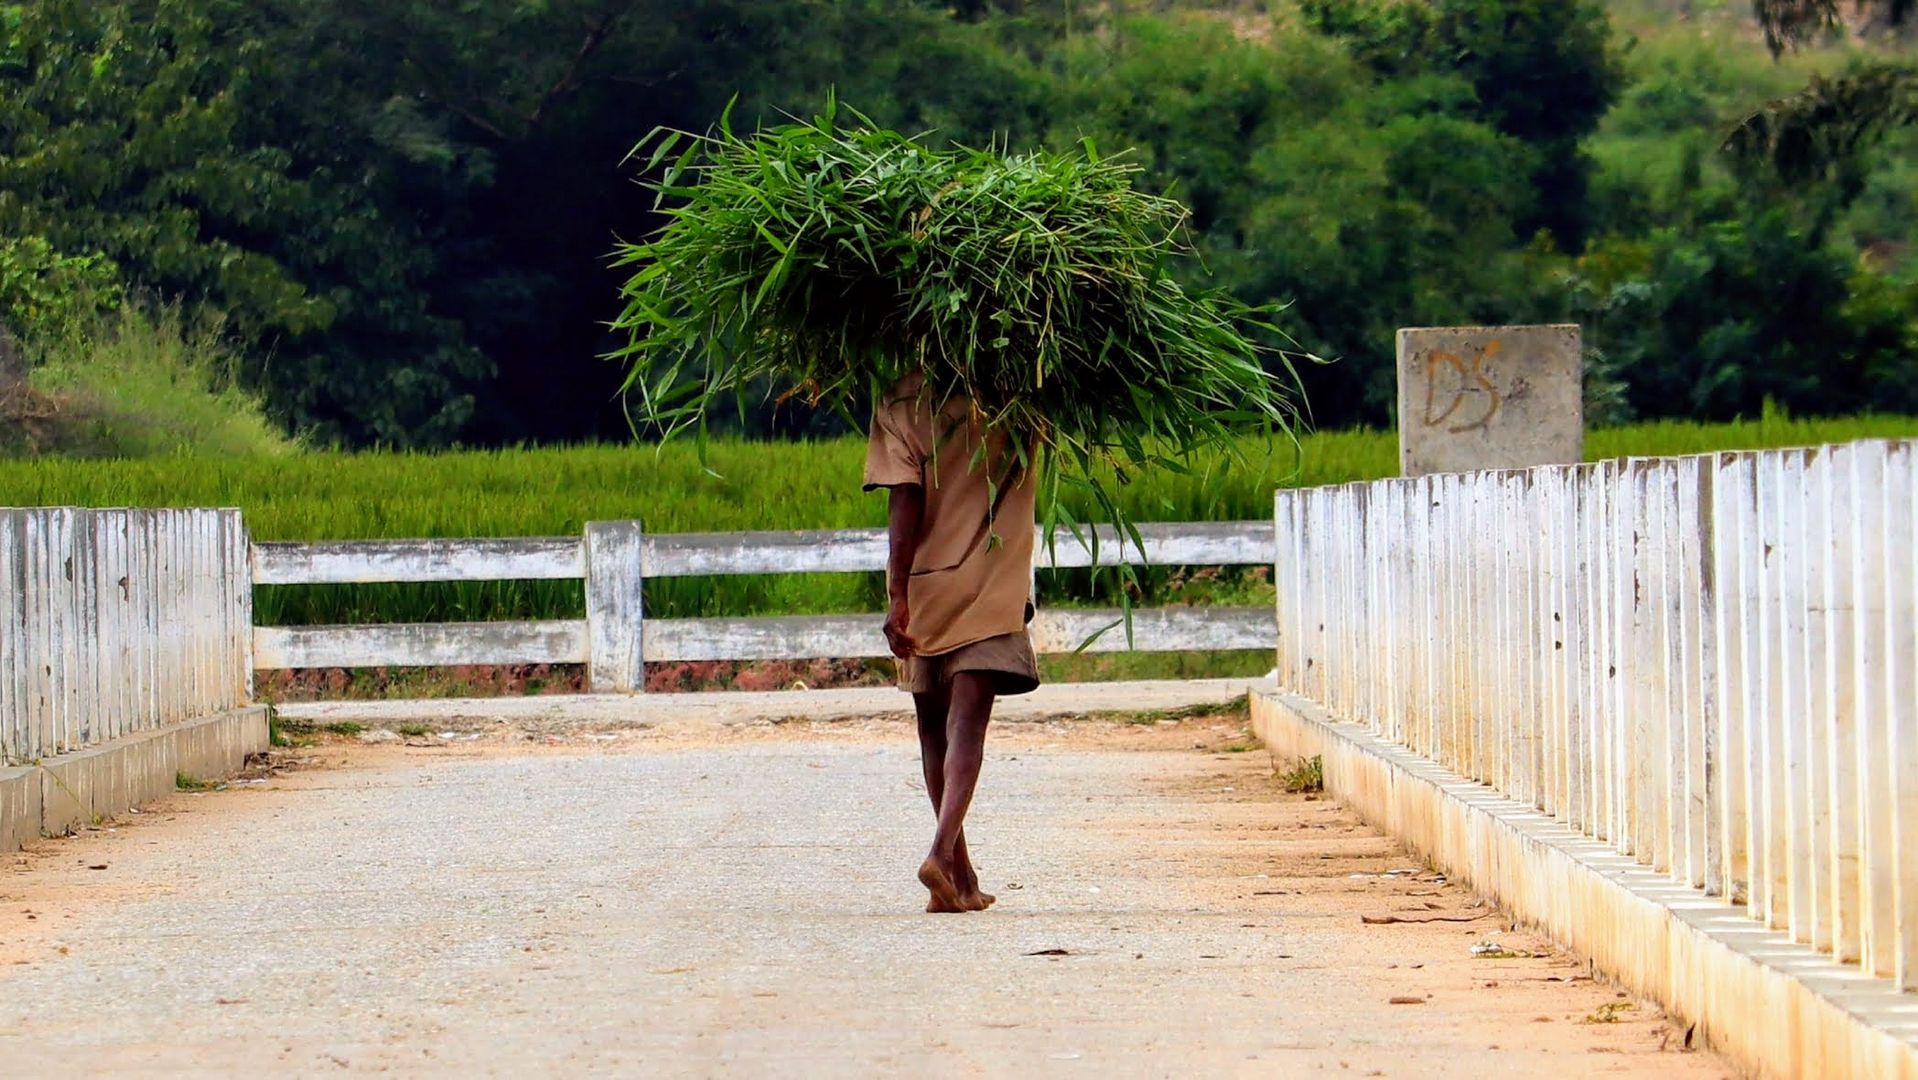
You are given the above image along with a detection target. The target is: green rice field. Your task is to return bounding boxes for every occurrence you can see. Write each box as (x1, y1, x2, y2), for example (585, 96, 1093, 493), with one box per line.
(3, 414, 1913, 630)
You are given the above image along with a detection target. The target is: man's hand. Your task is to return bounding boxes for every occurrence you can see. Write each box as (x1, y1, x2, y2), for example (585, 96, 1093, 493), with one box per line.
(884, 484, 925, 661)
(884, 600, 915, 659)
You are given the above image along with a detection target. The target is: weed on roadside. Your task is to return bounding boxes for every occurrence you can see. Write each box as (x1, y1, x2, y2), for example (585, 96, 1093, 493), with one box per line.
(266, 706, 316, 748)
(1276, 755, 1324, 793)
(1582, 1000, 1636, 1024)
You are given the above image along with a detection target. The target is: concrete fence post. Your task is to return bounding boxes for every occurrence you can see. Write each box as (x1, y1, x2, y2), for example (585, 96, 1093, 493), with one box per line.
(584, 521, 646, 694)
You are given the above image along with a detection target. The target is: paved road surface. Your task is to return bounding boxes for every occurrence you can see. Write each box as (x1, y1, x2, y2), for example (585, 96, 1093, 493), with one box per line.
(0, 716, 1728, 1077)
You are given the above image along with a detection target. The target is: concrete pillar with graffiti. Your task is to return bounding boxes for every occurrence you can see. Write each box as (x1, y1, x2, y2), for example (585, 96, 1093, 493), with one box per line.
(1395, 324, 1583, 478)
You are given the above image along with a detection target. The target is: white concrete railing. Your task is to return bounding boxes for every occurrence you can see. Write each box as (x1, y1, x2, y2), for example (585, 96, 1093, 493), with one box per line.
(0, 508, 251, 765)
(1274, 440, 1918, 991)
(252, 521, 1277, 692)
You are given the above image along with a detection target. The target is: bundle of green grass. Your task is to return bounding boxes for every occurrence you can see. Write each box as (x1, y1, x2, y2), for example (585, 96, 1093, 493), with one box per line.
(610, 102, 1304, 534)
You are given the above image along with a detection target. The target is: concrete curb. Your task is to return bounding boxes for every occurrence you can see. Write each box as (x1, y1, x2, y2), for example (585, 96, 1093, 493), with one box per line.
(270, 678, 1271, 730)
(0, 761, 42, 852)
(1251, 688, 1918, 1080)
(0, 707, 270, 852)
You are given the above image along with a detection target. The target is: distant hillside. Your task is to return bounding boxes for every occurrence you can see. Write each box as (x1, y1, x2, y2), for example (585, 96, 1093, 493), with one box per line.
(1158, 0, 1912, 50)
(1610, 0, 1912, 39)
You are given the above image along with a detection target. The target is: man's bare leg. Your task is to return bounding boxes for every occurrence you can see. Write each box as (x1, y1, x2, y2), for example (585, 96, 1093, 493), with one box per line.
(919, 671, 995, 914)
(913, 685, 993, 912)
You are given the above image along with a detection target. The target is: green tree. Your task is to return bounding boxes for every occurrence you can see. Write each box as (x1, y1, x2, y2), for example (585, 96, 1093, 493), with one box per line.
(1050, 19, 1542, 424)
(1300, 0, 1625, 248)
(223, 0, 1040, 443)
(1730, 2, 1916, 190)
(1570, 209, 1918, 419)
(0, 236, 121, 341)
(0, 0, 488, 444)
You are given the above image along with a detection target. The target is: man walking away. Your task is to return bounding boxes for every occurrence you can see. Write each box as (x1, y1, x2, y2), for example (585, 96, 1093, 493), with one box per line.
(863, 373, 1039, 914)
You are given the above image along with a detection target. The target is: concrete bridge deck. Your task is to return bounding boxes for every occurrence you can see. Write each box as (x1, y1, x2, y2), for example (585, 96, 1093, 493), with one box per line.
(0, 706, 1728, 1077)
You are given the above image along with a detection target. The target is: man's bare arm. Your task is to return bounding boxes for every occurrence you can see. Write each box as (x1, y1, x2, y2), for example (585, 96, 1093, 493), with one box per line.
(884, 484, 924, 659)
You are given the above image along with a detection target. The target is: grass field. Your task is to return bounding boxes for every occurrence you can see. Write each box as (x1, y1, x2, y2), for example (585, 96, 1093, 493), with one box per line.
(3, 413, 1914, 630)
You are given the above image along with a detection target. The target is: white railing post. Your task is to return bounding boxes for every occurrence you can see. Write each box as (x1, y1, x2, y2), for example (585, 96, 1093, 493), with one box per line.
(1883, 441, 1917, 990)
(1822, 443, 1861, 962)
(584, 521, 646, 694)
(1800, 449, 1834, 952)
(0, 512, 20, 766)
(1847, 442, 1895, 976)
(228, 513, 253, 705)
(1676, 455, 1712, 892)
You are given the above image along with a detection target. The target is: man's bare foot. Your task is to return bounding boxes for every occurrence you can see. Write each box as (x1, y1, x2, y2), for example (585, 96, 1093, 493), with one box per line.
(954, 864, 994, 910)
(918, 858, 967, 914)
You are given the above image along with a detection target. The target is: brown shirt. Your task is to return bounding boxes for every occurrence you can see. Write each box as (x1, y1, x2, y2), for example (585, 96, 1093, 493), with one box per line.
(863, 374, 1036, 657)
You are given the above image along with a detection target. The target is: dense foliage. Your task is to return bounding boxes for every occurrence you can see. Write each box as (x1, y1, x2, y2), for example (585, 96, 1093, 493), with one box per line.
(0, 0, 1913, 448)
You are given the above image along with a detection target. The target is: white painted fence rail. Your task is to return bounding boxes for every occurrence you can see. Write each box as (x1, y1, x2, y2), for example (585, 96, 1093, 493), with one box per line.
(1, 508, 251, 765)
(1273, 440, 1918, 991)
(252, 521, 1276, 692)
